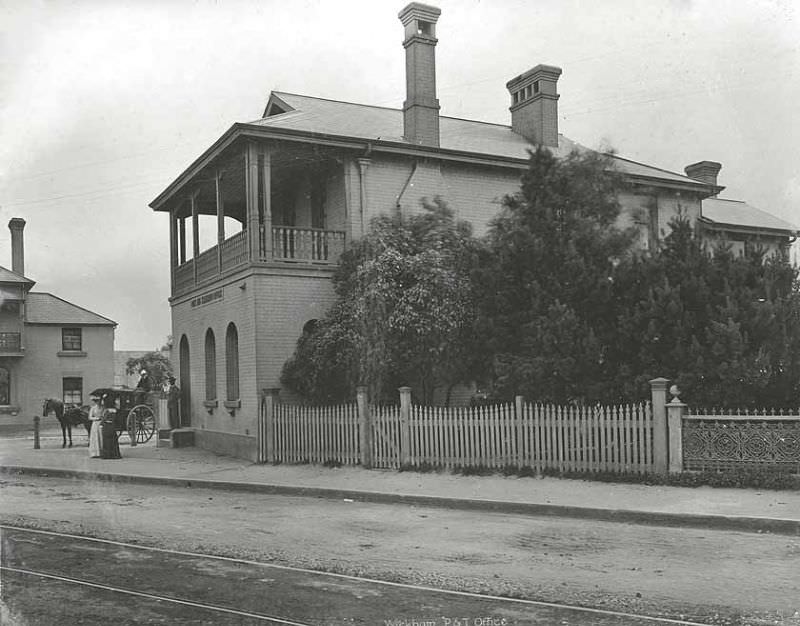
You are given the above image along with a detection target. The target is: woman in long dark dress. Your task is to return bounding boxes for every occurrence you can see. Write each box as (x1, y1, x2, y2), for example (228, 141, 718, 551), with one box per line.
(100, 394, 122, 460)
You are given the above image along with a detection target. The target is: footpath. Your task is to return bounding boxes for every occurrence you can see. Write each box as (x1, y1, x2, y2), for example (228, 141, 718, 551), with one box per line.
(1, 428, 799, 535)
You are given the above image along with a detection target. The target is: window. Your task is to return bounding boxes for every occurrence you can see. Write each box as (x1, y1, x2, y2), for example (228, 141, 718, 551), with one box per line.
(225, 323, 239, 401)
(62, 328, 82, 351)
(533, 80, 540, 94)
(0, 367, 9, 405)
(205, 328, 217, 401)
(63, 377, 82, 405)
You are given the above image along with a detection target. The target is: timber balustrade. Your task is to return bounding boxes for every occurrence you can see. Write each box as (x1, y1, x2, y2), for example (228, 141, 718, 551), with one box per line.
(173, 226, 346, 295)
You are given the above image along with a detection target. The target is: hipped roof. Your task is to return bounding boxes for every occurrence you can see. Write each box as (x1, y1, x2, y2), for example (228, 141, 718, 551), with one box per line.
(150, 91, 716, 210)
(25, 292, 117, 326)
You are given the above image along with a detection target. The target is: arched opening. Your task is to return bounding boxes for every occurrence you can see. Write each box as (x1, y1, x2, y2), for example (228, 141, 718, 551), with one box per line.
(204, 329, 216, 401)
(225, 323, 239, 402)
(178, 335, 191, 426)
(0, 367, 9, 405)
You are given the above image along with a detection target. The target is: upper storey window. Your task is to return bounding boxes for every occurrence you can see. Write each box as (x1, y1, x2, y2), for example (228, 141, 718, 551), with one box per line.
(62, 328, 82, 351)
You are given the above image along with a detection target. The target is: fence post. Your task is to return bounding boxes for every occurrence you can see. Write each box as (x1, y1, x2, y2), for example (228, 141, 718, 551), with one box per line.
(33, 414, 40, 450)
(357, 386, 373, 469)
(666, 390, 686, 474)
(261, 387, 279, 463)
(515, 395, 524, 468)
(398, 387, 411, 467)
(649, 378, 669, 475)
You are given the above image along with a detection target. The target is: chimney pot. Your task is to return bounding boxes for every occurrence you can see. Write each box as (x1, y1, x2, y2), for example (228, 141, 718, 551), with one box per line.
(684, 161, 722, 187)
(507, 64, 562, 147)
(8, 218, 25, 276)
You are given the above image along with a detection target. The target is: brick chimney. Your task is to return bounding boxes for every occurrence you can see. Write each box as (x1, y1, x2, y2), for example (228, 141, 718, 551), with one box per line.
(684, 161, 722, 186)
(8, 218, 25, 276)
(507, 65, 562, 147)
(399, 2, 441, 147)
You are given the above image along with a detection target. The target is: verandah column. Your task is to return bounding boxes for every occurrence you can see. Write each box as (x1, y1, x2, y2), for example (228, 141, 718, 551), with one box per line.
(245, 142, 260, 261)
(190, 190, 200, 285)
(260, 147, 272, 260)
(215, 169, 225, 273)
(169, 210, 178, 293)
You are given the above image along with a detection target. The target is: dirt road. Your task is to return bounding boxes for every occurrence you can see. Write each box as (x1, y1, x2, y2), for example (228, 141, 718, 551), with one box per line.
(1, 474, 798, 625)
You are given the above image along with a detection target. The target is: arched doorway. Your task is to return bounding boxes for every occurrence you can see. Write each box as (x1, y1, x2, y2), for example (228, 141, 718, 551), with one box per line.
(179, 335, 191, 427)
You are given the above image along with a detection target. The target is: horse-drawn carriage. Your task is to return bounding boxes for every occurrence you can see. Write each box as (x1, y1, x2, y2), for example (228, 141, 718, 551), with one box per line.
(44, 387, 157, 447)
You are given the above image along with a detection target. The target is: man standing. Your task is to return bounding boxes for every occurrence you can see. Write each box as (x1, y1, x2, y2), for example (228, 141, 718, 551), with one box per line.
(166, 376, 181, 429)
(136, 369, 153, 392)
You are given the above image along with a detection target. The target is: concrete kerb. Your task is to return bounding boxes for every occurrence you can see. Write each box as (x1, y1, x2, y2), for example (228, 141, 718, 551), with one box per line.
(3, 464, 798, 537)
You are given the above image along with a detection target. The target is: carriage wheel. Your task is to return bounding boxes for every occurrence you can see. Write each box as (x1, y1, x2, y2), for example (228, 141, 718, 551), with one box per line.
(128, 404, 156, 444)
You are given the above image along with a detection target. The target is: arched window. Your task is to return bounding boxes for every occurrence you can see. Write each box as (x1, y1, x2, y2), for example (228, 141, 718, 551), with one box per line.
(204, 329, 216, 401)
(0, 367, 9, 405)
(225, 323, 239, 402)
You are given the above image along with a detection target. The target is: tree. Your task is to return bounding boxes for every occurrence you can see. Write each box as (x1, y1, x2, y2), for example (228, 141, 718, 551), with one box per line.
(611, 217, 800, 408)
(281, 199, 482, 404)
(476, 146, 637, 403)
(125, 351, 173, 389)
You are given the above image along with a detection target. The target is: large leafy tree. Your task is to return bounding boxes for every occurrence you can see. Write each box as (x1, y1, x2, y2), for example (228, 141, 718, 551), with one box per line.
(476, 146, 637, 403)
(125, 351, 173, 388)
(281, 199, 482, 404)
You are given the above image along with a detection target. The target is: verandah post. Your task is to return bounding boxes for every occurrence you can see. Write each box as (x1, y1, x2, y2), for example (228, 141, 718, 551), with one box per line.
(649, 377, 669, 475)
(357, 386, 373, 469)
(398, 387, 412, 467)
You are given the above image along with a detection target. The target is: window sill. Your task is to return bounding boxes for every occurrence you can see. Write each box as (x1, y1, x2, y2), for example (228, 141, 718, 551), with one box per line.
(203, 400, 218, 414)
(58, 351, 86, 357)
(223, 399, 240, 415)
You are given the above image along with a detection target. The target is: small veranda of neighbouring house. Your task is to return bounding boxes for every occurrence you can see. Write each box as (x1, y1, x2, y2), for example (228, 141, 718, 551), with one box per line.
(255, 379, 800, 476)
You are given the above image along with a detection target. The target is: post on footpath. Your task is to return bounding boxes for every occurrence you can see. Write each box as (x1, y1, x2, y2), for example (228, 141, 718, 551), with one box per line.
(649, 378, 669, 475)
(357, 386, 373, 469)
(515, 395, 524, 468)
(33, 414, 40, 450)
(260, 388, 279, 463)
(666, 386, 686, 474)
(398, 387, 412, 467)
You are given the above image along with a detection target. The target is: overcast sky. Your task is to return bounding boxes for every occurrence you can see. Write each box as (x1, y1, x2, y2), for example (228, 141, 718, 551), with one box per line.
(1, 0, 798, 350)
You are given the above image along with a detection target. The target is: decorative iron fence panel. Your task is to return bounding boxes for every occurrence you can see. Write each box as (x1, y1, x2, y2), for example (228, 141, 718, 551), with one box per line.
(683, 411, 800, 471)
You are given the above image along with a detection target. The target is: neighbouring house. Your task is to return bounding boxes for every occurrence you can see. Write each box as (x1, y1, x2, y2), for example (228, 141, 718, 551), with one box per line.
(149, 2, 796, 460)
(684, 161, 797, 257)
(0, 219, 116, 420)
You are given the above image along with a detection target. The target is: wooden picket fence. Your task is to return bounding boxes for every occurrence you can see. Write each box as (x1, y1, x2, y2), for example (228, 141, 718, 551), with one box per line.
(259, 392, 654, 474)
(270, 402, 360, 465)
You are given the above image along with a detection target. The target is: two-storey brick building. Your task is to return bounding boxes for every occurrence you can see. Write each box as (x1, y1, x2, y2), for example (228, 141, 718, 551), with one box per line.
(149, 3, 796, 460)
(0, 218, 116, 422)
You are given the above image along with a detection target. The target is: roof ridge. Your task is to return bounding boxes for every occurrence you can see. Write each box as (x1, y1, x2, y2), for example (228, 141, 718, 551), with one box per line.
(271, 91, 523, 130)
(29, 291, 117, 325)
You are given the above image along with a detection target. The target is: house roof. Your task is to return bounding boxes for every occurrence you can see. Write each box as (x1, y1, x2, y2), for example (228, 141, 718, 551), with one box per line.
(252, 92, 712, 189)
(25, 292, 117, 326)
(701, 197, 798, 235)
(0, 265, 35, 287)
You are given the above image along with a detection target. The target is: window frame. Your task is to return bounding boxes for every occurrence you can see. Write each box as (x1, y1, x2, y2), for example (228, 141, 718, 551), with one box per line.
(204, 328, 217, 402)
(225, 323, 239, 403)
(62, 377, 83, 406)
(62, 327, 83, 352)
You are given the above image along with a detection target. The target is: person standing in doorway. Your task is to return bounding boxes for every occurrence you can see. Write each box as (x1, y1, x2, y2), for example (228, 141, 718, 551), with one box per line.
(87, 395, 103, 458)
(166, 376, 181, 429)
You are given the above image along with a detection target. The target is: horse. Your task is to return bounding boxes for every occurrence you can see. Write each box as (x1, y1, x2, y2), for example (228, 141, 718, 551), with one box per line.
(42, 398, 91, 448)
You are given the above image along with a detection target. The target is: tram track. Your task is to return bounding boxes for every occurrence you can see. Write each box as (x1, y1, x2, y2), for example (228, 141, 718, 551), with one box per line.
(1, 524, 711, 625)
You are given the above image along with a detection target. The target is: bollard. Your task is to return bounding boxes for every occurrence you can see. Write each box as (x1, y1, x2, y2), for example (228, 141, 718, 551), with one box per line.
(33, 414, 40, 450)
